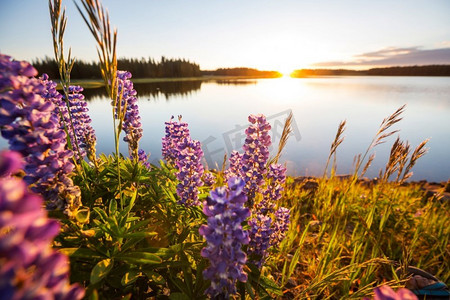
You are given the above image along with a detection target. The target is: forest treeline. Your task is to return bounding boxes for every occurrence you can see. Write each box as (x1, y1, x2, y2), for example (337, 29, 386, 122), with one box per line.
(201, 68, 282, 78)
(291, 65, 450, 77)
(32, 56, 202, 79)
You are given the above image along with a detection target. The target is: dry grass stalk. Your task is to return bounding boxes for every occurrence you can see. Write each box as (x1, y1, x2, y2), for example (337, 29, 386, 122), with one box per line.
(354, 105, 406, 178)
(75, 0, 118, 102)
(401, 139, 429, 183)
(269, 111, 293, 165)
(49, 0, 75, 86)
(323, 120, 346, 177)
(360, 153, 375, 178)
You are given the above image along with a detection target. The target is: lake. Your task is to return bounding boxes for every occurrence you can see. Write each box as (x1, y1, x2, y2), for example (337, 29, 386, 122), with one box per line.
(2, 76, 450, 182)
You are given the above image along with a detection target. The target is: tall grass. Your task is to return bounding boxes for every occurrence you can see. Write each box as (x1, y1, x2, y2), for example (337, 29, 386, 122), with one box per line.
(272, 107, 448, 299)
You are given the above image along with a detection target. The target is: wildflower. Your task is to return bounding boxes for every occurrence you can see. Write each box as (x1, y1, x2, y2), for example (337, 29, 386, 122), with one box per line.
(247, 213, 273, 268)
(40, 76, 97, 161)
(257, 163, 286, 215)
(66, 85, 97, 160)
(224, 150, 243, 180)
(202, 171, 216, 187)
(0, 150, 84, 299)
(271, 207, 290, 247)
(175, 138, 204, 206)
(0, 54, 81, 216)
(161, 116, 190, 164)
(367, 285, 418, 300)
(241, 114, 271, 202)
(117, 70, 142, 157)
(131, 149, 151, 169)
(199, 177, 250, 298)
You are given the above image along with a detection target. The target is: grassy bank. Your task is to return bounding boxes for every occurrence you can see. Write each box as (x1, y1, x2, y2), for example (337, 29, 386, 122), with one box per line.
(274, 175, 449, 298)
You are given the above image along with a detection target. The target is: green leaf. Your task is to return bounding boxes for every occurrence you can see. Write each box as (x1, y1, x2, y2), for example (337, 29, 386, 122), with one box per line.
(116, 252, 162, 265)
(59, 248, 103, 259)
(259, 275, 283, 296)
(121, 270, 141, 286)
(75, 207, 90, 224)
(143, 270, 166, 285)
(169, 293, 190, 300)
(90, 259, 114, 285)
(109, 199, 117, 214)
(93, 207, 108, 223)
(122, 231, 158, 239)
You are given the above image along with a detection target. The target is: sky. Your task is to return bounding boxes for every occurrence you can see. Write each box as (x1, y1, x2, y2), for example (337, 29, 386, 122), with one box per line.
(1, 0, 450, 73)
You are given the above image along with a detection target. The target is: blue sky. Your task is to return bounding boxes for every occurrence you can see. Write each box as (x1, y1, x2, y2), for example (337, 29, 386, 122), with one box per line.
(1, 0, 449, 72)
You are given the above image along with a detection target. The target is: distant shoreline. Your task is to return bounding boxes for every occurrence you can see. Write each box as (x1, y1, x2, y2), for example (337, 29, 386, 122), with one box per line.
(65, 72, 450, 90)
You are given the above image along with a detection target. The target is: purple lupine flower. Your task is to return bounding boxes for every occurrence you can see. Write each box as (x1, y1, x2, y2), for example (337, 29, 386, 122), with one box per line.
(247, 212, 273, 268)
(202, 171, 216, 187)
(364, 285, 418, 300)
(131, 149, 151, 169)
(0, 150, 85, 300)
(40, 76, 97, 161)
(199, 177, 250, 298)
(161, 115, 190, 164)
(0, 54, 36, 90)
(0, 150, 23, 177)
(271, 207, 290, 248)
(0, 54, 81, 216)
(224, 150, 243, 180)
(241, 114, 271, 202)
(175, 138, 204, 206)
(66, 85, 97, 161)
(257, 163, 287, 215)
(117, 70, 142, 157)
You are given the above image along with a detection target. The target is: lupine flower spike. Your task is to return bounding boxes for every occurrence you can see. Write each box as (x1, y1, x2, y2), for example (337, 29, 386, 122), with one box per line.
(175, 138, 204, 206)
(117, 70, 143, 158)
(224, 150, 243, 180)
(257, 163, 287, 215)
(247, 213, 273, 268)
(200, 177, 250, 298)
(161, 115, 190, 164)
(0, 54, 82, 217)
(0, 150, 85, 299)
(40, 75, 97, 162)
(241, 114, 272, 203)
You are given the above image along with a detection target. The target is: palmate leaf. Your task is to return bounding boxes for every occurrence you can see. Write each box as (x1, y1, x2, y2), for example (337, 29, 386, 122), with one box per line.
(90, 258, 114, 285)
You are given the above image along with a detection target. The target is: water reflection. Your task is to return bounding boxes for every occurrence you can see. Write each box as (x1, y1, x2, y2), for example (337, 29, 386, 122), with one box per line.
(84, 80, 204, 101)
(83, 79, 260, 101)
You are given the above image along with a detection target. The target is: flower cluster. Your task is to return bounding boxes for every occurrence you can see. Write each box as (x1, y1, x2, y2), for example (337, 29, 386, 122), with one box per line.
(0, 150, 84, 299)
(199, 177, 250, 298)
(366, 285, 418, 300)
(161, 116, 190, 164)
(117, 70, 142, 157)
(0, 54, 81, 216)
(162, 116, 205, 206)
(131, 149, 151, 169)
(257, 163, 287, 215)
(66, 85, 97, 160)
(40, 76, 97, 162)
(202, 171, 216, 187)
(271, 207, 290, 247)
(175, 138, 204, 206)
(247, 213, 273, 268)
(224, 150, 243, 180)
(241, 114, 272, 202)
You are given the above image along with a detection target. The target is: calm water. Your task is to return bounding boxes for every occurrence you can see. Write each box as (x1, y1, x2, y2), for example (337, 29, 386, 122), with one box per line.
(2, 76, 450, 181)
